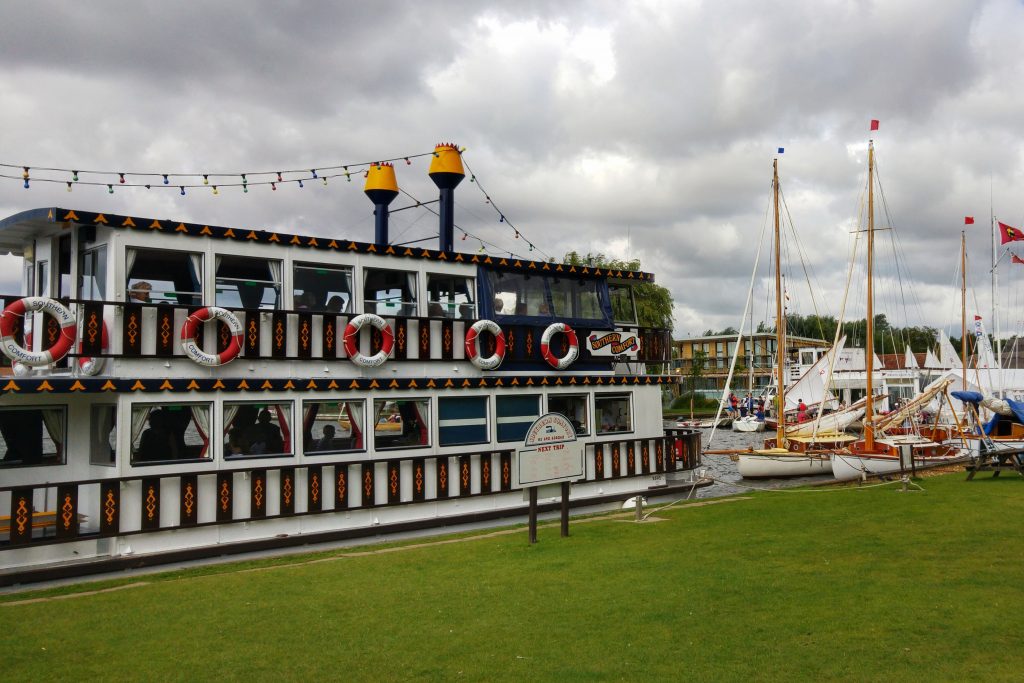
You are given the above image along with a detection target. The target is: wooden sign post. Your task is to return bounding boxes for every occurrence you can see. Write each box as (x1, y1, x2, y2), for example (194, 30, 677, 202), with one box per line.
(517, 413, 584, 544)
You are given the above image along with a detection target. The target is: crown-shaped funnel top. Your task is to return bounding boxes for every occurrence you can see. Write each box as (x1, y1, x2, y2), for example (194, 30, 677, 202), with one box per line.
(428, 142, 465, 186)
(364, 162, 399, 195)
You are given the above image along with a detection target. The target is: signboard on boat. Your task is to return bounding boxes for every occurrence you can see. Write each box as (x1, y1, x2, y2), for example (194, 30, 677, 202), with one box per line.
(516, 413, 584, 487)
(585, 331, 640, 359)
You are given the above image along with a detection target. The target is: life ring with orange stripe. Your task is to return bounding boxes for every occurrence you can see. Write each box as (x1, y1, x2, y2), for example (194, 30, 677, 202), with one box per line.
(180, 307, 243, 366)
(343, 313, 394, 367)
(464, 319, 505, 370)
(0, 297, 76, 368)
(540, 322, 579, 370)
(78, 320, 110, 376)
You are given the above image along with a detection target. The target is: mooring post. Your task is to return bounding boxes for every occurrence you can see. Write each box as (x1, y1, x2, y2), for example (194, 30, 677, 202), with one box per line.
(528, 487, 538, 544)
(635, 495, 643, 522)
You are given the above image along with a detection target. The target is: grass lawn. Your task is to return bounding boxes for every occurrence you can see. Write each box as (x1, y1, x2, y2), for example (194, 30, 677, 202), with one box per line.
(2, 472, 1023, 681)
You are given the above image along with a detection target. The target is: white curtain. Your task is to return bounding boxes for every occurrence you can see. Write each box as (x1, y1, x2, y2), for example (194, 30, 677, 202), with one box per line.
(189, 253, 203, 295)
(344, 401, 364, 436)
(406, 272, 417, 312)
(190, 405, 210, 445)
(125, 248, 137, 279)
(268, 261, 282, 307)
(223, 404, 240, 435)
(41, 408, 65, 456)
(130, 406, 151, 446)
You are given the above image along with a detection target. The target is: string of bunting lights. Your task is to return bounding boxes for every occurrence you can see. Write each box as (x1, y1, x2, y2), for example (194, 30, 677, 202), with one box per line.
(0, 146, 548, 259)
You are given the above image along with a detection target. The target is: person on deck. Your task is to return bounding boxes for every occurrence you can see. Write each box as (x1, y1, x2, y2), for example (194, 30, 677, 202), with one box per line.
(797, 399, 808, 423)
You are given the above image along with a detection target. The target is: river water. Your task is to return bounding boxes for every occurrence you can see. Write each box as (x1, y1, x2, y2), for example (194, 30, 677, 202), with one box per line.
(666, 422, 834, 498)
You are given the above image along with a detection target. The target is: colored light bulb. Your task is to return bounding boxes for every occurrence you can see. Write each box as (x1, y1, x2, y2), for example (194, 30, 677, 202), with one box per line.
(66, 182, 72, 192)
(23, 178, 29, 189)
(404, 157, 411, 165)
(119, 173, 125, 184)
(72, 171, 79, 182)
(108, 184, 114, 193)
(298, 179, 304, 188)
(212, 186, 219, 195)
(180, 186, 186, 196)
(163, 174, 169, 185)
(311, 169, 317, 178)
(322, 177, 328, 186)
(22, 167, 29, 179)
(203, 175, 209, 185)
(271, 182, 277, 191)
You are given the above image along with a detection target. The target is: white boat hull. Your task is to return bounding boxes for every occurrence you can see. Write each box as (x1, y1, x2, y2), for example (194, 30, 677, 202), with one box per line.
(733, 416, 765, 432)
(830, 449, 968, 481)
(736, 451, 832, 478)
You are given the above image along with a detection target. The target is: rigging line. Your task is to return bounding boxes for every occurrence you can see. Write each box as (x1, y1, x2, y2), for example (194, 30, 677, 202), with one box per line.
(398, 188, 531, 260)
(778, 186, 831, 326)
(460, 155, 551, 260)
(0, 151, 438, 179)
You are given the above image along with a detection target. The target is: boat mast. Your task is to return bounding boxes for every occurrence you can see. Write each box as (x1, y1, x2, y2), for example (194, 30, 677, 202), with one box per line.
(961, 231, 968, 391)
(774, 157, 786, 445)
(864, 140, 876, 451)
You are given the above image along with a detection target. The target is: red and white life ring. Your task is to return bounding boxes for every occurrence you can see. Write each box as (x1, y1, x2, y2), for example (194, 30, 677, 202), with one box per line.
(343, 313, 394, 368)
(464, 319, 505, 370)
(180, 307, 243, 366)
(540, 322, 579, 370)
(0, 297, 76, 368)
(78, 320, 110, 376)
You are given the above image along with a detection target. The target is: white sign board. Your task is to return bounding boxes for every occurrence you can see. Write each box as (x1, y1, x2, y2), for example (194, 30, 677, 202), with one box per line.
(586, 331, 640, 359)
(516, 413, 585, 487)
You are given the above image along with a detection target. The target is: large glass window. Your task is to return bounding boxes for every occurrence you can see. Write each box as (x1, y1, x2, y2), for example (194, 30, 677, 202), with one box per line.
(490, 272, 547, 317)
(293, 263, 354, 313)
(79, 245, 108, 301)
(373, 398, 429, 449)
(57, 234, 72, 298)
(364, 269, 417, 317)
(496, 394, 540, 443)
(608, 283, 637, 325)
(89, 404, 116, 466)
(302, 400, 365, 454)
(438, 396, 488, 446)
(216, 256, 281, 310)
(548, 394, 589, 435)
(488, 270, 608, 322)
(426, 274, 476, 319)
(223, 402, 292, 458)
(130, 403, 211, 465)
(0, 407, 66, 467)
(126, 248, 202, 305)
(596, 393, 632, 434)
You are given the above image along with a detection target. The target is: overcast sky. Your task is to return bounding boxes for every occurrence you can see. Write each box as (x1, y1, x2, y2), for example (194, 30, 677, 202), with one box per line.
(2, 1, 1023, 339)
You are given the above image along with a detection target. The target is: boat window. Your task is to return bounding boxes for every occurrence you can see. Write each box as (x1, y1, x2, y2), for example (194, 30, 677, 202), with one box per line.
(490, 272, 548, 317)
(89, 405, 117, 466)
(25, 263, 34, 297)
(496, 394, 540, 442)
(547, 394, 589, 435)
(438, 396, 488, 446)
(37, 261, 50, 298)
(126, 248, 202, 305)
(486, 270, 610, 323)
(595, 393, 632, 434)
(302, 400, 364, 454)
(79, 245, 108, 301)
(130, 403, 211, 465)
(0, 406, 66, 468)
(223, 402, 293, 459)
(608, 283, 637, 325)
(373, 398, 430, 450)
(216, 256, 281, 310)
(364, 269, 417, 317)
(57, 234, 72, 298)
(426, 274, 476, 319)
(293, 263, 353, 314)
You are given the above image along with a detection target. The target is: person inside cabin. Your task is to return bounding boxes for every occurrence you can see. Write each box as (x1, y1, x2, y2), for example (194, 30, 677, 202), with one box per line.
(428, 302, 445, 317)
(797, 399, 808, 422)
(316, 424, 336, 451)
(128, 281, 152, 304)
(326, 295, 344, 313)
(493, 297, 504, 313)
(137, 409, 177, 461)
(245, 409, 284, 455)
(226, 428, 247, 456)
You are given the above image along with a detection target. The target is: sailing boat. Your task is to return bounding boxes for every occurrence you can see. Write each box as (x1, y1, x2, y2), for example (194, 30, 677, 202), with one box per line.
(830, 134, 966, 480)
(735, 156, 856, 478)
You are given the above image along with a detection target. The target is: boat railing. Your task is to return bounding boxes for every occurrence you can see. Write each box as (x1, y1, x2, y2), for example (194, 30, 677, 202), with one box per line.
(0, 431, 702, 548)
(0, 295, 673, 369)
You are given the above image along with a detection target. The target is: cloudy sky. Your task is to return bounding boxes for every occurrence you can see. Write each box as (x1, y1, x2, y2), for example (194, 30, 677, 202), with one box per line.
(2, 1, 1023, 338)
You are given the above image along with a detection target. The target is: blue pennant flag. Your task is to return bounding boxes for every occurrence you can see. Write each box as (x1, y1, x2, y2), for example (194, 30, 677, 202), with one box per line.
(777, 147, 785, 154)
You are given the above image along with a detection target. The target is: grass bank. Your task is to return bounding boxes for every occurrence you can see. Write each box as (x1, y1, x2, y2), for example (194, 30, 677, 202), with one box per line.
(2, 473, 1022, 681)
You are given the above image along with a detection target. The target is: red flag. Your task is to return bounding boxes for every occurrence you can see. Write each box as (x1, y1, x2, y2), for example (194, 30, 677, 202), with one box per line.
(999, 221, 1024, 244)
(870, 119, 879, 131)
(1013, 253, 1024, 265)
(964, 216, 975, 225)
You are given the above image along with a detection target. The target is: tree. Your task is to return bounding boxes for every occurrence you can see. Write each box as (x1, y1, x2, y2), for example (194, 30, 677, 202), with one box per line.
(563, 251, 674, 329)
(688, 350, 707, 419)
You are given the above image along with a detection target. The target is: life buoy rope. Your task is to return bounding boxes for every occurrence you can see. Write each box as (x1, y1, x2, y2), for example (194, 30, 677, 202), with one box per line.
(0, 297, 76, 368)
(180, 307, 243, 366)
(540, 322, 579, 370)
(343, 313, 394, 367)
(464, 319, 505, 370)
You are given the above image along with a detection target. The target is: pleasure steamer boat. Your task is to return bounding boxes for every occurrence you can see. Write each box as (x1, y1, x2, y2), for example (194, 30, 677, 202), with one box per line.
(0, 145, 702, 584)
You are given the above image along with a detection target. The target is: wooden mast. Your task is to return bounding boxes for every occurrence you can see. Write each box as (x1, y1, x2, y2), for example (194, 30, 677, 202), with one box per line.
(774, 157, 786, 445)
(864, 140, 876, 451)
(961, 231, 968, 391)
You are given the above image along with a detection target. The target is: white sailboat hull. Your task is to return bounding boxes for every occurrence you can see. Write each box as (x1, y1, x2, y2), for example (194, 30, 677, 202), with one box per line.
(733, 416, 765, 432)
(737, 451, 832, 478)
(830, 447, 968, 481)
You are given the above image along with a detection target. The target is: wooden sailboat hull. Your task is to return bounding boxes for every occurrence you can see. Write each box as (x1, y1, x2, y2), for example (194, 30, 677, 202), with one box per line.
(830, 435, 968, 480)
(737, 449, 832, 478)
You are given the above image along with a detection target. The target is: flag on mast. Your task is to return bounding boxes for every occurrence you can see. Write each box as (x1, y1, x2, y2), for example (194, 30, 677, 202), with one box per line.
(870, 119, 879, 131)
(999, 221, 1024, 244)
(1012, 253, 1024, 265)
(964, 216, 974, 225)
